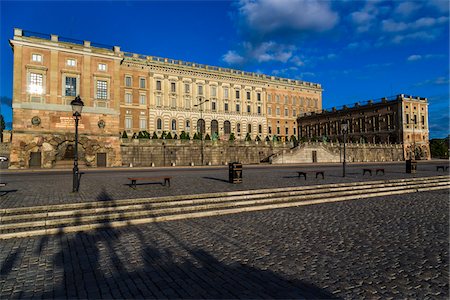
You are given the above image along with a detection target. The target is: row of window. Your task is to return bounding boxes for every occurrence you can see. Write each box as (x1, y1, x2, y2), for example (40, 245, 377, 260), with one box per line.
(31, 53, 108, 71)
(268, 94, 319, 107)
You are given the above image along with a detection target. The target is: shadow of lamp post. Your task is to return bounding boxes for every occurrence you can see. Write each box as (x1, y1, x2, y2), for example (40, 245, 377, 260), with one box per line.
(194, 97, 209, 165)
(341, 121, 348, 177)
(70, 95, 84, 192)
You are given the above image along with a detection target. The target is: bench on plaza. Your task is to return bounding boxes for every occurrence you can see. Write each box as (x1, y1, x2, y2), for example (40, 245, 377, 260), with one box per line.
(128, 176, 172, 188)
(436, 165, 449, 172)
(362, 168, 385, 176)
(0, 183, 6, 187)
(297, 171, 325, 180)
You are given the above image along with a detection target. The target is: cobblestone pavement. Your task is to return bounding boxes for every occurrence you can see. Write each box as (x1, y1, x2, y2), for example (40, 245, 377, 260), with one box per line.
(1, 188, 448, 299)
(0, 161, 448, 208)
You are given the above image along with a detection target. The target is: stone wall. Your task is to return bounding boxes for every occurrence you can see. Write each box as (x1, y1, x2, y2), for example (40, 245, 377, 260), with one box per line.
(0, 143, 10, 169)
(121, 139, 292, 167)
(271, 142, 404, 164)
(9, 133, 122, 169)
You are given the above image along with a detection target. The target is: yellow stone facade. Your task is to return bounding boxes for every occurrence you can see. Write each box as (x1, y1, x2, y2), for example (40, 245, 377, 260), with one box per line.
(9, 28, 322, 168)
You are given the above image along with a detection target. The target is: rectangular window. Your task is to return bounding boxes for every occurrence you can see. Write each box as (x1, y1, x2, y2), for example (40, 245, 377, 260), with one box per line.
(125, 93, 132, 104)
(276, 95, 280, 103)
(284, 96, 288, 104)
(171, 97, 176, 108)
(277, 127, 280, 134)
(224, 102, 229, 112)
(257, 106, 261, 115)
(247, 91, 251, 100)
(32, 54, 42, 62)
(139, 94, 146, 105)
(156, 95, 162, 106)
(156, 80, 162, 91)
(285, 127, 289, 135)
(171, 82, 176, 93)
(421, 115, 425, 125)
(276, 107, 280, 116)
(96, 80, 108, 99)
(293, 109, 296, 117)
(65, 77, 77, 97)
(140, 78, 146, 89)
(29, 73, 44, 94)
(247, 105, 251, 113)
(406, 114, 409, 124)
(140, 118, 147, 130)
(285, 108, 288, 117)
(413, 115, 417, 124)
(257, 93, 261, 101)
(236, 90, 240, 99)
(125, 117, 132, 129)
(184, 83, 190, 93)
(314, 99, 318, 108)
(212, 101, 216, 111)
(268, 126, 272, 134)
(268, 94, 271, 102)
(293, 127, 296, 135)
(268, 107, 272, 115)
(98, 63, 106, 71)
(292, 97, 296, 105)
(185, 97, 191, 108)
(198, 85, 203, 95)
(236, 103, 240, 113)
(224, 88, 229, 99)
(66, 59, 76, 67)
(125, 76, 132, 87)
(211, 86, 217, 97)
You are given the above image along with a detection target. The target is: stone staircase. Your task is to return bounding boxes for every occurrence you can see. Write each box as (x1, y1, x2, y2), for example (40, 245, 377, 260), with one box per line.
(1, 175, 448, 239)
(271, 143, 340, 164)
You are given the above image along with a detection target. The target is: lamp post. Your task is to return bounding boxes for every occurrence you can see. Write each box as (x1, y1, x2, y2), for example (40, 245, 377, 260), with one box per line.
(70, 95, 84, 192)
(194, 97, 209, 165)
(341, 121, 348, 177)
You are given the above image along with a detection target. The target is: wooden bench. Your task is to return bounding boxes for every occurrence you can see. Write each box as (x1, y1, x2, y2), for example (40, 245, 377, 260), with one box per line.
(297, 171, 325, 180)
(128, 176, 172, 188)
(436, 165, 449, 172)
(363, 168, 385, 176)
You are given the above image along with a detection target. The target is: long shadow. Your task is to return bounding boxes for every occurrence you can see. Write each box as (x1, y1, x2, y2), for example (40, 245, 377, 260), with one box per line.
(2, 187, 337, 299)
(0, 189, 18, 197)
(0, 248, 22, 277)
(202, 176, 230, 183)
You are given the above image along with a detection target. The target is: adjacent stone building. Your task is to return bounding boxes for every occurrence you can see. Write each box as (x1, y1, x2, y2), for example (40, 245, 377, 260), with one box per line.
(9, 28, 322, 168)
(296, 94, 430, 160)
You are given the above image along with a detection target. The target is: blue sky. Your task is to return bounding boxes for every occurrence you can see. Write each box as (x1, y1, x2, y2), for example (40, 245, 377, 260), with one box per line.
(1, 0, 449, 138)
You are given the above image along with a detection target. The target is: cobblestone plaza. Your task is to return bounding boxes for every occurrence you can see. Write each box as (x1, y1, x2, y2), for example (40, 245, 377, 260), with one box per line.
(0, 162, 449, 298)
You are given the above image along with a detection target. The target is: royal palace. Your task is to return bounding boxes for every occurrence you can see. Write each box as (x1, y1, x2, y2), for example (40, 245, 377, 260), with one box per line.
(7, 28, 429, 168)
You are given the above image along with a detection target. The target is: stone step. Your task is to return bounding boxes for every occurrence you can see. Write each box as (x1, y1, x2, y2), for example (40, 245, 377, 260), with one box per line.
(0, 176, 448, 239)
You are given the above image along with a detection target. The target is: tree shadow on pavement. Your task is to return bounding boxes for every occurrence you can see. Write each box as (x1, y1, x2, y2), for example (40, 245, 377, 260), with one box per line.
(1, 188, 337, 299)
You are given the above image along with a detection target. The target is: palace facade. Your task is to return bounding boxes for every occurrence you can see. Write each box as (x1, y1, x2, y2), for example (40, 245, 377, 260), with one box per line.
(9, 28, 322, 168)
(296, 94, 430, 160)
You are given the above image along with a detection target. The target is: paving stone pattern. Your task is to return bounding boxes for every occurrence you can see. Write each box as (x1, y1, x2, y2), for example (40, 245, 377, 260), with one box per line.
(0, 162, 448, 209)
(0, 189, 448, 299)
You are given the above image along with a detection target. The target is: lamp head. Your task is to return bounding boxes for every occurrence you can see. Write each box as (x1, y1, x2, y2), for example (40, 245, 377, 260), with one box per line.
(70, 95, 84, 116)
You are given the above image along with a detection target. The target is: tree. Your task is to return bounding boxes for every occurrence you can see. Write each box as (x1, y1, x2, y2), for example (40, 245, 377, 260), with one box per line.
(430, 139, 449, 158)
(166, 132, 173, 139)
(121, 131, 128, 138)
(204, 133, 211, 140)
(152, 132, 159, 139)
(244, 133, 252, 141)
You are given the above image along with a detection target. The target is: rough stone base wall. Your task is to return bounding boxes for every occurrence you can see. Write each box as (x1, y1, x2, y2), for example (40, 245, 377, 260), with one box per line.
(9, 133, 122, 169)
(121, 139, 292, 167)
(271, 142, 405, 164)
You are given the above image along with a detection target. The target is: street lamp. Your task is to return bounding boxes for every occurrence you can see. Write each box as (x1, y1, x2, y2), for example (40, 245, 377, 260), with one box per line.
(194, 97, 209, 165)
(341, 121, 348, 177)
(70, 95, 84, 192)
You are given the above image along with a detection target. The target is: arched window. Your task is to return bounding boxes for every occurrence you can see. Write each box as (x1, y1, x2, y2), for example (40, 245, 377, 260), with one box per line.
(224, 120, 231, 134)
(171, 119, 177, 131)
(157, 118, 162, 130)
(237, 123, 241, 133)
(186, 120, 190, 130)
(211, 120, 218, 135)
(258, 124, 262, 134)
(247, 124, 252, 134)
(197, 119, 205, 134)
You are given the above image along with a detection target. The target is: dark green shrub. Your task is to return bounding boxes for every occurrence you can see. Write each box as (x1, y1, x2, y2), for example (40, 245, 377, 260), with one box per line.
(152, 132, 158, 139)
(245, 133, 252, 141)
(121, 131, 128, 138)
(166, 132, 172, 139)
(204, 133, 211, 140)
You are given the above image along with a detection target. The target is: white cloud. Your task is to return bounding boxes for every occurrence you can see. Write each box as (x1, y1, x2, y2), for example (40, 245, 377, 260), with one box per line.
(238, 0, 339, 35)
(222, 51, 245, 65)
(245, 41, 295, 63)
(428, 0, 450, 13)
(407, 55, 422, 61)
(381, 20, 408, 32)
(392, 31, 438, 43)
(382, 16, 449, 33)
(290, 56, 305, 67)
(395, 2, 420, 17)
